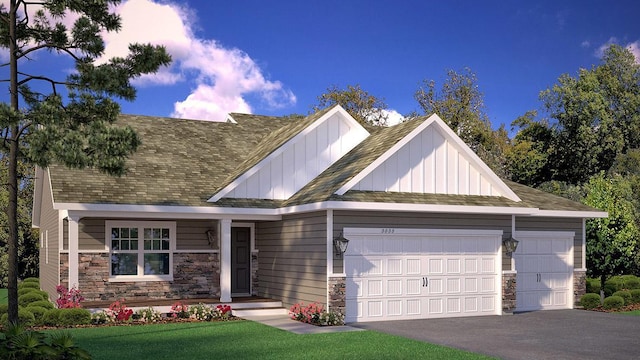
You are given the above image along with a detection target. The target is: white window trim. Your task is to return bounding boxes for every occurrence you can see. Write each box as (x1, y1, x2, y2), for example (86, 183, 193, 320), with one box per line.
(106, 220, 176, 282)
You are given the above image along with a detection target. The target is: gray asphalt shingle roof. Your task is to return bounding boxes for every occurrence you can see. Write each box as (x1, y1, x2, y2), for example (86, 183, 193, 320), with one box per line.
(49, 107, 600, 215)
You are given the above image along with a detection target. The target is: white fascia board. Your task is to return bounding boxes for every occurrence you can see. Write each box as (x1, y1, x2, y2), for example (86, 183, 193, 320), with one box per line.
(56, 203, 281, 221)
(225, 114, 238, 123)
(428, 115, 521, 202)
(530, 210, 609, 218)
(31, 167, 45, 228)
(208, 105, 369, 203)
(336, 114, 438, 196)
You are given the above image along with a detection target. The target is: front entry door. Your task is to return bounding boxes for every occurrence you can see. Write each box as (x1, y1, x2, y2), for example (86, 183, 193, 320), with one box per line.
(231, 227, 251, 295)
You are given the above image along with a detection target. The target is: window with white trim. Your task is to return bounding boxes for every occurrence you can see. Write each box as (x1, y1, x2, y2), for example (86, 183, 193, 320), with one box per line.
(106, 221, 175, 281)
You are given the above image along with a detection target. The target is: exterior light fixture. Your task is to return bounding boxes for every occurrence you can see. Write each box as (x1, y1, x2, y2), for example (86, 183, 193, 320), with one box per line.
(205, 229, 217, 248)
(334, 232, 350, 257)
(503, 237, 519, 254)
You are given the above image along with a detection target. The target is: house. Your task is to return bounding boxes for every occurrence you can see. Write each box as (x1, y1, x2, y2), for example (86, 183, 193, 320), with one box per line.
(32, 105, 606, 322)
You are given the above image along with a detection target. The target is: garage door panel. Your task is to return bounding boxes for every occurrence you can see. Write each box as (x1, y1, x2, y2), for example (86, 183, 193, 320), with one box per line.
(344, 229, 502, 322)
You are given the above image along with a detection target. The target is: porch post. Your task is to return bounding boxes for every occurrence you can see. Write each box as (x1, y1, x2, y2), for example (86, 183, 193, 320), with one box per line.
(68, 214, 80, 289)
(220, 219, 232, 302)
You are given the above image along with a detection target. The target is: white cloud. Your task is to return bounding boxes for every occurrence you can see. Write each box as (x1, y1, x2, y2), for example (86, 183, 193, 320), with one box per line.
(580, 40, 590, 48)
(596, 37, 640, 64)
(383, 109, 405, 126)
(102, 0, 295, 121)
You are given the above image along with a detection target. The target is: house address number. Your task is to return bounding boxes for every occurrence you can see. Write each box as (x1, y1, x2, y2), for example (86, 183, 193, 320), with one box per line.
(381, 228, 395, 234)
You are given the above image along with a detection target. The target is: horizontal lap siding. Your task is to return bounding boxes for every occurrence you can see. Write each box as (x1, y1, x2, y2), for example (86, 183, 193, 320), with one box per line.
(38, 171, 59, 300)
(256, 212, 327, 308)
(515, 217, 583, 268)
(76, 218, 214, 251)
(333, 211, 512, 272)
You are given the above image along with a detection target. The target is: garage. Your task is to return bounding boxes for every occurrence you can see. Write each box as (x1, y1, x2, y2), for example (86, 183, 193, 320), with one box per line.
(513, 231, 574, 312)
(343, 228, 503, 322)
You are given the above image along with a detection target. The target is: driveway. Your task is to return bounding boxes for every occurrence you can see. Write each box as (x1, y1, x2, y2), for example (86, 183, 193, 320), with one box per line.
(353, 310, 640, 360)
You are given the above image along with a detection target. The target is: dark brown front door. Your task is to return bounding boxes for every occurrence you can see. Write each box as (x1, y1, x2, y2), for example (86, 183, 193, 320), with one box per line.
(231, 227, 251, 295)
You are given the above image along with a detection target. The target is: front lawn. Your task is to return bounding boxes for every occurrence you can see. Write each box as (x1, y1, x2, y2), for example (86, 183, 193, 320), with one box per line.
(620, 310, 640, 316)
(64, 321, 493, 360)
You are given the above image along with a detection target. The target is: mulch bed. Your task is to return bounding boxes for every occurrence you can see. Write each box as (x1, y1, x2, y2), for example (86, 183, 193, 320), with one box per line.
(588, 303, 640, 313)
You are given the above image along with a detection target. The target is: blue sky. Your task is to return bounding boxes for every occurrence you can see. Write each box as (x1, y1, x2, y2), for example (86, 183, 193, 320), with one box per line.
(4, 0, 640, 129)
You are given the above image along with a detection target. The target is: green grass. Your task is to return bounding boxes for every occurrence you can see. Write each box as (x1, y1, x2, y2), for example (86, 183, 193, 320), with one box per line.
(619, 310, 640, 315)
(63, 321, 493, 360)
(0, 289, 7, 305)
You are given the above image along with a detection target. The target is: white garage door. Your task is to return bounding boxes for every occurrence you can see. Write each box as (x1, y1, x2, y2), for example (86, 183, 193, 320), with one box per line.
(514, 231, 574, 312)
(344, 228, 502, 323)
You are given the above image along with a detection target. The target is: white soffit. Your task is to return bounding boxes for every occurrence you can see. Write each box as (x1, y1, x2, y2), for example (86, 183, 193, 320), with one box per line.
(335, 113, 521, 202)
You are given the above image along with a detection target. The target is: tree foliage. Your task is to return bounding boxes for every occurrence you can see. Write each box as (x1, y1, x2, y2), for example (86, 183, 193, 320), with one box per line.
(0, 0, 171, 324)
(537, 44, 640, 184)
(583, 172, 640, 296)
(313, 84, 389, 126)
(414, 68, 509, 177)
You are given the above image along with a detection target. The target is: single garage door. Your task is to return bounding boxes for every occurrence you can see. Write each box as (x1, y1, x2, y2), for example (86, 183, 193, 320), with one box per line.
(514, 231, 574, 312)
(343, 228, 502, 323)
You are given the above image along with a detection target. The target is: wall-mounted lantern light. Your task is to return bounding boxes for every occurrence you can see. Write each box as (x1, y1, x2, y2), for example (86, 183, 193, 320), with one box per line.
(503, 237, 519, 254)
(334, 232, 350, 257)
(205, 229, 218, 248)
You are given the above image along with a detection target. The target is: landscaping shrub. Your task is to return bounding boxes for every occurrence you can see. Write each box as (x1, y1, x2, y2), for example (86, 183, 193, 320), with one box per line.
(18, 291, 46, 307)
(0, 304, 8, 314)
(0, 323, 91, 360)
(18, 287, 38, 296)
(289, 302, 344, 326)
(630, 289, 640, 304)
(602, 295, 625, 310)
(17, 281, 40, 290)
(22, 277, 40, 284)
(58, 308, 92, 326)
(0, 308, 36, 327)
(189, 303, 215, 321)
(612, 290, 631, 305)
(170, 301, 190, 318)
(27, 300, 55, 310)
(135, 307, 163, 323)
(603, 282, 618, 297)
(42, 308, 62, 326)
(621, 275, 640, 289)
(25, 306, 48, 325)
(56, 285, 84, 308)
(586, 278, 600, 294)
(580, 293, 601, 310)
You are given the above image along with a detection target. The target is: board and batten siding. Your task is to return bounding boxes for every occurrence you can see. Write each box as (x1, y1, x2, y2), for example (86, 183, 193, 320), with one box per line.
(226, 113, 367, 200)
(333, 211, 512, 273)
(515, 217, 584, 268)
(37, 170, 60, 301)
(351, 125, 502, 197)
(256, 212, 328, 307)
(72, 218, 216, 251)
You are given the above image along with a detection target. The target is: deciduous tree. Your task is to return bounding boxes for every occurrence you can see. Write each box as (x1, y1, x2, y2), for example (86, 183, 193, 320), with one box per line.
(314, 84, 388, 126)
(0, 0, 171, 323)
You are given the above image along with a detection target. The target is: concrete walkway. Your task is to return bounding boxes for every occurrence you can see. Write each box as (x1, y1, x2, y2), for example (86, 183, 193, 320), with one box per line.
(239, 314, 363, 334)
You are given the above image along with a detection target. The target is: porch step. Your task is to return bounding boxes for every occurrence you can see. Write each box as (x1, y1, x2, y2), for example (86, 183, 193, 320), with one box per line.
(233, 307, 289, 317)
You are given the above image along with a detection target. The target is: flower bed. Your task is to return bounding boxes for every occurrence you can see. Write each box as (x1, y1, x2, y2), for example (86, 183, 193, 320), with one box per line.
(289, 302, 344, 326)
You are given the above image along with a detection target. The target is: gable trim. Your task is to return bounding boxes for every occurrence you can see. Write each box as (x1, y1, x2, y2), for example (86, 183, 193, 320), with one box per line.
(208, 105, 369, 203)
(335, 113, 521, 202)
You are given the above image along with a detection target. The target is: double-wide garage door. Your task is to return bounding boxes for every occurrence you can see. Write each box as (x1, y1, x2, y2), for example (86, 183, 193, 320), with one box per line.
(344, 228, 502, 323)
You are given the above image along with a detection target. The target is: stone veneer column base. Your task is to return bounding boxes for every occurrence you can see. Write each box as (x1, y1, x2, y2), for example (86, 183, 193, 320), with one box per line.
(328, 276, 346, 316)
(573, 269, 587, 306)
(502, 271, 517, 314)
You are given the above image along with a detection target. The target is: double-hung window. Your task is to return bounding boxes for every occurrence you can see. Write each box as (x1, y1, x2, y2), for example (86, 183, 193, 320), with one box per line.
(106, 221, 175, 281)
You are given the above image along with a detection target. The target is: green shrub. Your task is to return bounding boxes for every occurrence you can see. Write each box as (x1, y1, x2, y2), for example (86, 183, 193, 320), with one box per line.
(621, 275, 640, 289)
(0, 323, 91, 360)
(42, 308, 62, 326)
(1, 308, 36, 327)
(58, 308, 92, 326)
(18, 281, 40, 289)
(602, 295, 625, 310)
(603, 282, 618, 297)
(18, 287, 38, 296)
(0, 304, 8, 314)
(629, 289, 640, 304)
(22, 277, 40, 284)
(24, 306, 48, 325)
(18, 292, 46, 307)
(586, 278, 601, 294)
(612, 290, 631, 305)
(27, 300, 55, 310)
(580, 293, 601, 309)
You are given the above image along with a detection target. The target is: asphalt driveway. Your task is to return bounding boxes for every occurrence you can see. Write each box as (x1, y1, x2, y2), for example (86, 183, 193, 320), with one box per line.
(354, 310, 640, 360)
